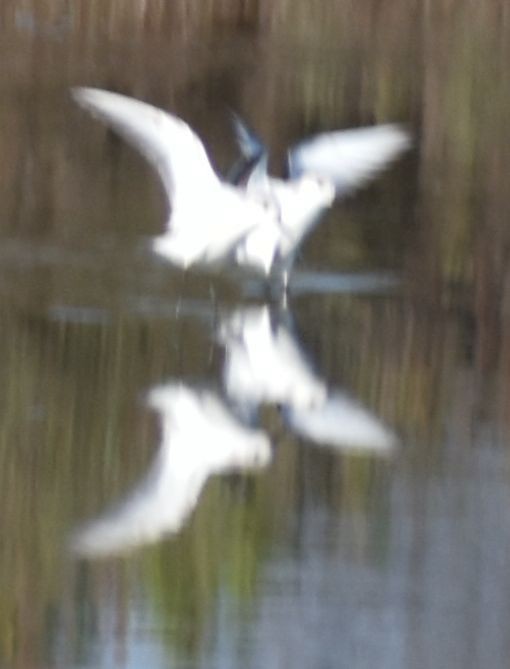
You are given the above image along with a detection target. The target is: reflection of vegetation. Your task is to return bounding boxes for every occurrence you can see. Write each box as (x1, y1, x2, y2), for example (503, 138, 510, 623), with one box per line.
(0, 309, 156, 667)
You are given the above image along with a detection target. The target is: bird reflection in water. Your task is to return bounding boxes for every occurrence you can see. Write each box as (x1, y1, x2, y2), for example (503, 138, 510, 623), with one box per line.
(70, 302, 396, 558)
(283, 392, 396, 452)
(70, 384, 271, 558)
(219, 304, 396, 452)
(69, 87, 402, 557)
(219, 305, 327, 414)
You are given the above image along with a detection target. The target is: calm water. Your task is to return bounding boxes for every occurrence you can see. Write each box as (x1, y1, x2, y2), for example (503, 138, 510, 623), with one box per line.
(2, 3, 510, 668)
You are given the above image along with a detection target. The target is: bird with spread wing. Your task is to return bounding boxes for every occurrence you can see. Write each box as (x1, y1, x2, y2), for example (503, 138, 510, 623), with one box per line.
(73, 88, 410, 289)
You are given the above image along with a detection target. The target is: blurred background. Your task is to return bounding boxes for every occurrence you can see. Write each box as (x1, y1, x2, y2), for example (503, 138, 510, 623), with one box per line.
(1, 2, 510, 668)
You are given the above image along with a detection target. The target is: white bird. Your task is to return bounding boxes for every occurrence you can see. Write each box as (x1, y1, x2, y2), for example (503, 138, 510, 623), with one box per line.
(219, 305, 327, 413)
(73, 88, 409, 286)
(72, 87, 280, 274)
(69, 384, 271, 558)
(229, 115, 411, 285)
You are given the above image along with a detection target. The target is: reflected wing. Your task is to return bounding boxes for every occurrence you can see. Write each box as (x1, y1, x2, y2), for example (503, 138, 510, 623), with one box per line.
(288, 125, 411, 195)
(70, 383, 271, 559)
(69, 446, 208, 558)
(72, 87, 220, 207)
(284, 391, 397, 452)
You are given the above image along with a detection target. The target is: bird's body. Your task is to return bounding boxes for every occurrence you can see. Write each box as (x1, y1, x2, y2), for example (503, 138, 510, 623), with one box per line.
(219, 305, 327, 412)
(151, 181, 279, 273)
(234, 176, 335, 278)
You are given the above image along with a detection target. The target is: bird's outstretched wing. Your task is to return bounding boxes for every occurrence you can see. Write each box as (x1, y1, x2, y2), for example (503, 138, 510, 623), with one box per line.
(72, 87, 221, 206)
(288, 124, 411, 195)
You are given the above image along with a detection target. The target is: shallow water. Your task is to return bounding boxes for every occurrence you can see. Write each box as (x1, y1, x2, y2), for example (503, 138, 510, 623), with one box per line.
(2, 3, 510, 668)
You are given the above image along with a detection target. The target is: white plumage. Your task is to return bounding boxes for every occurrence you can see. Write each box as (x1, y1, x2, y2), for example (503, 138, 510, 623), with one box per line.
(284, 391, 396, 453)
(231, 116, 411, 276)
(73, 87, 279, 273)
(219, 305, 327, 411)
(288, 124, 412, 195)
(219, 304, 397, 452)
(69, 384, 271, 558)
(73, 88, 410, 281)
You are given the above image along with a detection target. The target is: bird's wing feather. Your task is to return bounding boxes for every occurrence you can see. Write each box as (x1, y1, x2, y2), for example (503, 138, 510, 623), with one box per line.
(226, 113, 268, 186)
(230, 112, 266, 160)
(72, 87, 220, 206)
(288, 124, 411, 195)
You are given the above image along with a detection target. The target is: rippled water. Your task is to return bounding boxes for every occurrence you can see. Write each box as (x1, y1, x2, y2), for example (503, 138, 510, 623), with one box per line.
(2, 3, 510, 668)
